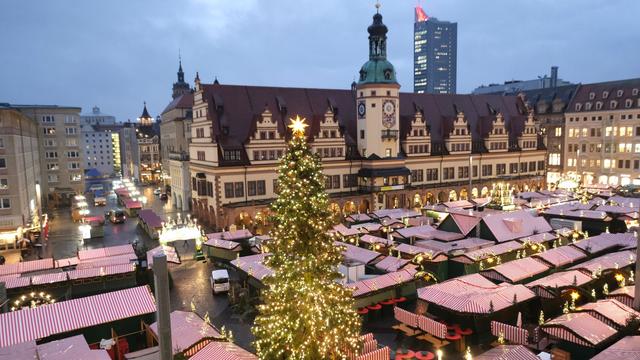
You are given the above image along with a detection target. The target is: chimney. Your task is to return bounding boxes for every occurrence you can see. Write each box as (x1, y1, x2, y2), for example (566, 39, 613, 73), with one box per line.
(153, 253, 173, 360)
(550, 66, 558, 88)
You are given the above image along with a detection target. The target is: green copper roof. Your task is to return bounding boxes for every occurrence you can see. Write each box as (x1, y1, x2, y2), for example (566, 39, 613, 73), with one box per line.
(358, 59, 397, 85)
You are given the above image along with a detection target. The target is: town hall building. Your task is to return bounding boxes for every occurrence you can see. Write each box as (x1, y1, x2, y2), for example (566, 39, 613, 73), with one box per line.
(188, 9, 546, 231)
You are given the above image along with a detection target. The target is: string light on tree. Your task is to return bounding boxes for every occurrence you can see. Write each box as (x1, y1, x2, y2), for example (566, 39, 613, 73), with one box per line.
(252, 116, 361, 359)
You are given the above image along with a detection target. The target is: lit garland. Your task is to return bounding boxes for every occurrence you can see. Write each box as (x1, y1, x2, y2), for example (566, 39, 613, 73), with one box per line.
(252, 116, 361, 359)
(10, 292, 55, 311)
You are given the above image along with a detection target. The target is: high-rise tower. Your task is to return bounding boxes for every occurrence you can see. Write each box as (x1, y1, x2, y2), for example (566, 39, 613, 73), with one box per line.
(172, 58, 191, 99)
(413, 5, 457, 94)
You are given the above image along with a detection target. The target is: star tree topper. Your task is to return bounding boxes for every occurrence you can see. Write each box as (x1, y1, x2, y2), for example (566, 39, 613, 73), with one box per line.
(288, 115, 308, 137)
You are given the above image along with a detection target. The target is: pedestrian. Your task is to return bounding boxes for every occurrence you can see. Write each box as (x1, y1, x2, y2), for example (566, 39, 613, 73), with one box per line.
(183, 239, 188, 249)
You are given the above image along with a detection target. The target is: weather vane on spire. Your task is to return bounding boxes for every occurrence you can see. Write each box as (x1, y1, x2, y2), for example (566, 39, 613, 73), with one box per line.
(375, 0, 381, 13)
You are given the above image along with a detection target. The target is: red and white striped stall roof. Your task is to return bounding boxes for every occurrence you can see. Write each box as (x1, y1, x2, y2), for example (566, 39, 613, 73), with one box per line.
(207, 229, 253, 241)
(332, 224, 360, 237)
(146, 245, 181, 267)
(0, 258, 55, 276)
(359, 234, 393, 246)
(373, 208, 421, 219)
(569, 250, 636, 274)
(516, 232, 557, 244)
(356, 346, 390, 360)
(533, 245, 587, 268)
(37, 334, 111, 360)
(374, 256, 410, 272)
(0, 340, 36, 360)
(490, 321, 529, 345)
(591, 336, 640, 360)
(418, 273, 536, 314)
(482, 211, 552, 243)
(607, 285, 635, 307)
(452, 241, 522, 264)
(0, 276, 30, 289)
(0, 285, 156, 348)
(231, 254, 273, 282)
(476, 345, 538, 360)
(526, 270, 593, 298)
(204, 238, 241, 251)
(339, 242, 383, 265)
(577, 299, 640, 328)
(481, 257, 550, 283)
(190, 341, 257, 360)
(67, 263, 135, 280)
(346, 213, 372, 223)
(150, 311, 222, 355)
(78, 244, 136, 261)
(76, 253, 136, 269)
(30, 272, 68, 286)
(54, 257, 79, 268)
(571, 233, 637, 255)
(354, 223, 384, 233)
(542, 312, 617, 347)
(347, 268, 416, 298)
(393, 225, 436, 240)
(415, 237, 493, 255)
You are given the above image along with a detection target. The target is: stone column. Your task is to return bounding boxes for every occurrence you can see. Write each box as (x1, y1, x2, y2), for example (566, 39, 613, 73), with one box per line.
(153, 253, 173, 360)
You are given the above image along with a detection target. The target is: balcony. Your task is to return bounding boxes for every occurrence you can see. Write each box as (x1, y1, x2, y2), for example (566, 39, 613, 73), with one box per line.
(381, 129, 399, 140)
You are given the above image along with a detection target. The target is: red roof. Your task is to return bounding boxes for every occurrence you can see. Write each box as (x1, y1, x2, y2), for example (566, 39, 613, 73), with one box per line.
(415, 6, 429, 22)
(150, 311, 222, 355)
(592, 336, 640, 360)
(190, 340, 257, 360)
(0, 286, 156, 348)
(476, 345, 538, 360)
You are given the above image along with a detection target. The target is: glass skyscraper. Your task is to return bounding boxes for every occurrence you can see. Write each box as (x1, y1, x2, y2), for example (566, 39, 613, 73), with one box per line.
(413, 5, 457, 94)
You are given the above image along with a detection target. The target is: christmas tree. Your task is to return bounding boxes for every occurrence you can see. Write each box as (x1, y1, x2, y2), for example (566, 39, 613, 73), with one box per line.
(252, 116, 361, 359)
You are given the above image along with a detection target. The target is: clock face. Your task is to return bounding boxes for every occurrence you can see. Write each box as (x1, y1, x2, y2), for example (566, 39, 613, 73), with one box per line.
(383, 100, 396, 117)
(357, 101, 366, 119)
(382, 100, 396, 129)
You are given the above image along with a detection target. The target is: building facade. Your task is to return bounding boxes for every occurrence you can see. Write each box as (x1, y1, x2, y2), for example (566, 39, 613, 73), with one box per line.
(413, 5, 457, 94)
(80, 106, 120, 178)
(137, 103, 161, 183)
(188, 9, 546, 231)
(518, 85, 578, 184)
(473, 66, 573, 95)
(0, 106, 41, 234)
(160, 60, 193, 197)
(11, 105, 83, 207)
(563, 79, 640, 186)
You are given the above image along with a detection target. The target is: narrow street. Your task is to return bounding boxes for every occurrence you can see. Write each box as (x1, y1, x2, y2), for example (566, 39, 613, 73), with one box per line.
(37, 184, 256, 351)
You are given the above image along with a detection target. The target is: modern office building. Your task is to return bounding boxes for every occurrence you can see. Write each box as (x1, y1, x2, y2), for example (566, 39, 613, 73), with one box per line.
(160, 60, 193, 208)
(0, 106, 42, 236)
(80, 106, 120, 178)
(137, 103, 161, 183)
(413, 5, 457, 94)
(473, 66, 574, 95)
(563, 78, 640, 186)
(10, 104, 83, 207)
(188, 8, 545, 230)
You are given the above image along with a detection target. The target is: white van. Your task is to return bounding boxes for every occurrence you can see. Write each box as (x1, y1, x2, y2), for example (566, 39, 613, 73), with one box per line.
(210, 269, 230, 294)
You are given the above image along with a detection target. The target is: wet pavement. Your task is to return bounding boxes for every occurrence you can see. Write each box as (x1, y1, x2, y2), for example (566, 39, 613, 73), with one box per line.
(35, 184, 256, 351)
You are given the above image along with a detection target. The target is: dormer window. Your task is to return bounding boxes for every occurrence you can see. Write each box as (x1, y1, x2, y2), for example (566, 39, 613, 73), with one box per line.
(589, 92, 595, 100)
(575, 103, 582, 111)
(633, 88, 639, 96)
(383, 69, 392, 80)
(610, 100, 618, 109)
(585, 102, 592, 111)
(595, 102, 603, 110)
(602, 91, 609, 99)
(625, 99, 633, 108)
(617, 90, 624, 97)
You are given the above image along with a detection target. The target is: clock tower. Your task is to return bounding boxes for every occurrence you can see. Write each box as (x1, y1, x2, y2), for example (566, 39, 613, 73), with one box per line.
(356, 4, 400, 159)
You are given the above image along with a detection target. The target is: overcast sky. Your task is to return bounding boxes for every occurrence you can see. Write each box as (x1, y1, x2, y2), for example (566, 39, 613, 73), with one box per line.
(1, 0, 638, 121)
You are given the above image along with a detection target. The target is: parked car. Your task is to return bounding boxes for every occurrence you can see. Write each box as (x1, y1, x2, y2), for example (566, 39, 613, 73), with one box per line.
(210, 269, 230, 294)
(105, 209, 126, 224)
(153, 188, 162, 195)
(159, 193, 168, 201)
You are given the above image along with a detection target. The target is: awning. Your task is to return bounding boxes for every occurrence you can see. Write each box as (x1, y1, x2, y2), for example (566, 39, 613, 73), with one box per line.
(189, 341, 257, 360)
(0, 286, 156, 348)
